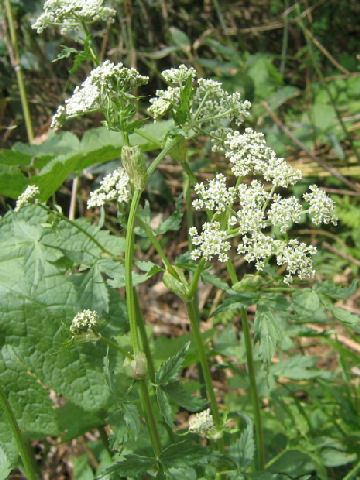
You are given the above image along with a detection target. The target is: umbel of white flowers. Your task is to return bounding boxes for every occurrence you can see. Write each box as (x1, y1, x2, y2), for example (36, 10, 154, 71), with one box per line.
(188, 408, 214, 435)
(70, 309, 98, 335)
(51, 61, 149, 129)
(14, 185, 39, 212)
(32, 0, 116, 33)
(87, 168, 130, 208)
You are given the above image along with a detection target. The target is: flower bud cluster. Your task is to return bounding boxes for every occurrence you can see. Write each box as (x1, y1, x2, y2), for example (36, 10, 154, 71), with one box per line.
(32, 0, 116, 34)
(87, 168, 130, 208)
(188, 408, 214, 434)
(51, 61, 148, 128)
(148, 64, 251, 130)
(70, 309, 98, 335)
(14, 185, 40, 212)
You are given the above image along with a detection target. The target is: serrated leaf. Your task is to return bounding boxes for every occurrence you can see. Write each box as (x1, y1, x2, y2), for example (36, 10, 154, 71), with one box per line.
(174, 76, 193, 124)
(164, 381, 207, 412)
(96, 454, 156, 478)
(160, 440, 211, 468)
(254, 305, 283, 365)
(328, 305, 359, 326)
(271, 355, 332, 380)
(315, 280, 358, 300)
(210, 292, 259, 317)
(156, 194, 183, 235)
(155, 342, 190, 385)
(230, 414, 254, 469)
(0, 411, 19, 479)
(156, 386, 174, 427)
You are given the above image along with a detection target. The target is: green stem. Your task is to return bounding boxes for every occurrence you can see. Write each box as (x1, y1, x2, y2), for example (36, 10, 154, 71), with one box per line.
(125, 189, 162, 456)
(134, 290, 155, 382)
(147, 137, 181, 178)
(125, 189, 142, 354)
(185, 299, 224, 452)
(240, 307, 265, 470)
(99, 334, 130, 357)
(136, 217, 178, 278)
(188, 258, 206, 299)
(5, 0, 34, 143)
(0, 387, 39, 480)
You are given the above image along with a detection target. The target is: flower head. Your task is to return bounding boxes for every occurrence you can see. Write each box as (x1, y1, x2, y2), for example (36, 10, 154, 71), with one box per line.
(70, 309, 98, 335)
(14, 185, 40, 212)
(189, 408, 214, 434)
(51, 61, 148, 128)
(189, 222, 230, 263)
(87, 168, 130, 208)
(32, 0, 116, 33)
(303, 185, 337, 226)
(193, 173, 237, 214)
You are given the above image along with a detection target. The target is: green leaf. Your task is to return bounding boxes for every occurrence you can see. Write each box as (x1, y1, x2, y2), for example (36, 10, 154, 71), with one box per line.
(56, 402, 103, 442)
(0, 411, 19, 479)
(156, 387, 174, 427)
(0, 149, 32, 166)
(210, 292, 259, 317)
(155, 342, 190, 385)
(267, 449, 315, 476)
(312, 104, 336, 132)
(328, 305, 359, 326)
(156, 194, 184, 235)
(271, 355, 332, 380)
(0, 164, 28, 198)
(266, 86, 299, 110)
(160, 440, 212, 468)
(52, 45, 79, 63)
(73, 455, 94, 480)
(96, 454, 156, 478)
(230, 414, 254, 469)
(169, 27, 191, 50)
(164, 382, 207, 412)
(175, 76, 193, 124)
(254, 305, 283, 365)
(315, 280, 358, 300)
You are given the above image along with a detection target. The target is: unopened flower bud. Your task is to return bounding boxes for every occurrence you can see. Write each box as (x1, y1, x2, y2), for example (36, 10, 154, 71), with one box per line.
(124, 352, 147, 379)
(121, 145, 147, 190)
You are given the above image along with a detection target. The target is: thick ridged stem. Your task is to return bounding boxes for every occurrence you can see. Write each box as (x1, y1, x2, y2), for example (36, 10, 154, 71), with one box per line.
(0, 387, 39, 480)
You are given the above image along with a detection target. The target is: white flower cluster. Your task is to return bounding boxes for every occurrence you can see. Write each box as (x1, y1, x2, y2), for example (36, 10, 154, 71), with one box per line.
(51, 61, 148, 128)
(193, 174, 236, 214)
(303, 184, 337, 225)
(87, 168, 130, 208)
(14, 185, 40, 212)
(32, 0, 116, 33)
(222, 128, 302, 187)
(191, 173, 337, 283)
(188, 408, 214, 434)
(70, 309, 98, 335)
(189, 222, 230, 263)
(148, 64, 251, 129)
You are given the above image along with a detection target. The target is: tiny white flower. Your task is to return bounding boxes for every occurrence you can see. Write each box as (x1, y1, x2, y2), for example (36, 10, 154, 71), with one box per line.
(193, 173, 237, 214)
(161, 64, 197, 85)
(268, 195, 303, 234)
(14, 185, 40, 212)
(87, 168, 130, 208)
(189, 408, 214, 434)
(275, 239, 317, 285)
(70, 309, 98, 335)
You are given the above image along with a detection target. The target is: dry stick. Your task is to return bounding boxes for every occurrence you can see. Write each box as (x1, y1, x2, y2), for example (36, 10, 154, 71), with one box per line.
(322, 242, 360, 268)
(261, 101, 360, 193)
(69, 176, 79, 220)
(298, 24, 350, 75)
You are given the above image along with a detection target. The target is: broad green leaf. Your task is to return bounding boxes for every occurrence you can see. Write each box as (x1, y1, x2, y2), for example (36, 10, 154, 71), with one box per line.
(320, 446, 356, 468)
(96, 454, 156, 477)
(254, 305, 283, 365)
(328, 305, 359, 326)
(166, 466, 197, 480)
(56, 402, 103, 441)
(169, 27, 191, 50)
(0, 164, 28, 198)
(291, 289, 327, 322)
(0, 149, 32, 166)
(267, 449, 315, 477)
(129, 120, 174, 150)
(160, 440, 212, 468)
(266, 86, 299, 110)
(312, 104, 336, 132)
(156, 386, 174, 427)
(155, 342, 190, 385)
(164, 382, 207, 412)
(14, 130, 80, 157)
